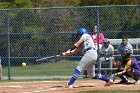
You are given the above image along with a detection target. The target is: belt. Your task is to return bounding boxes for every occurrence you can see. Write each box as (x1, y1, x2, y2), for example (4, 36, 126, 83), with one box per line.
(84, 47, 96, 52)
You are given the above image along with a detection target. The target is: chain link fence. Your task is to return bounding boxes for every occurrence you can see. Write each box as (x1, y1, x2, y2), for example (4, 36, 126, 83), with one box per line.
(0, 5, 140, 80)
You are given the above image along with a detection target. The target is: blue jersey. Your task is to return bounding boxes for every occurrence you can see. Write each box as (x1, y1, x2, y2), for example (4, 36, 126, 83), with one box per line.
(118, 43, 133, 55)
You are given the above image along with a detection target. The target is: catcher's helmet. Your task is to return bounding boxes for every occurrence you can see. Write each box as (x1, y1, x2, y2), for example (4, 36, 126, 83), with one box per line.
(76, 28, 88, 35)
(123, 48, 132, 54)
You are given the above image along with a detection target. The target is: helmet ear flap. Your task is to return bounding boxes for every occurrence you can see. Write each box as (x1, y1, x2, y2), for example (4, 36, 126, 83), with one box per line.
(76, 34, 81, 37)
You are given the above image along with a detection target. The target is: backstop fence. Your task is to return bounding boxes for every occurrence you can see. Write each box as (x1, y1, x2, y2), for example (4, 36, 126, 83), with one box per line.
(0, 5, 140, 80)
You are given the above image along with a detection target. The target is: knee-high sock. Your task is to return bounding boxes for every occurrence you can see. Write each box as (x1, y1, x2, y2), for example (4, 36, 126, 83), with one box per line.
(93, 73, 110, 82)
(68, 69, 80, 85)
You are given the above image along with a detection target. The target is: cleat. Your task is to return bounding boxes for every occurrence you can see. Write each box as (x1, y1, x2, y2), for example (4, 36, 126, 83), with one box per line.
(65, 84, 78, 88)
(65, 84, 74, 88)
(105, 79, 113, 86)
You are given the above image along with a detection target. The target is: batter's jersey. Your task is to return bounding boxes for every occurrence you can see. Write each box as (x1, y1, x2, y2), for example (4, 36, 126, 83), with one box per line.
(80, 34, 96, 52)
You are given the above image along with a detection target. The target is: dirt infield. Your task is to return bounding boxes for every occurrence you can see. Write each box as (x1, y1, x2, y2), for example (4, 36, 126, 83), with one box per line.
(0, 80, 140, 93)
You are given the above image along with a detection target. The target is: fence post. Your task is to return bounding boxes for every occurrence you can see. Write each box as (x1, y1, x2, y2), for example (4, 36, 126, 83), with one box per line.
(6, 10, 11, 80)
(0, 56, 2, 79)
(96, 7, 101, 75)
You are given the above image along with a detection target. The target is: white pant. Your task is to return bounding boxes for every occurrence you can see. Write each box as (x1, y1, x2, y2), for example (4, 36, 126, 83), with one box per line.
(76, 49, 97, 78)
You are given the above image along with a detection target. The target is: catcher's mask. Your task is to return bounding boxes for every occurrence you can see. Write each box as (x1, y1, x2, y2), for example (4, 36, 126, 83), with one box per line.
(122, 48, 132, 57)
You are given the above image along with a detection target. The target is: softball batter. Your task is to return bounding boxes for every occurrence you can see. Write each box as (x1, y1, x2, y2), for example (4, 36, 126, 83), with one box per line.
(62, 28, 113, 88)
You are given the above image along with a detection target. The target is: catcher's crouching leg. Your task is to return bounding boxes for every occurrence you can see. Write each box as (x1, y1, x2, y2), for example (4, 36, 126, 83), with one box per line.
(115, 69, 129, 84)
(127, 68, 140, 83)
(118, 75, 129, 84)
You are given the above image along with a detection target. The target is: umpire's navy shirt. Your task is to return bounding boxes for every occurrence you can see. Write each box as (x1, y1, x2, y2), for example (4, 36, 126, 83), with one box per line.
(118, 42, 133, 55)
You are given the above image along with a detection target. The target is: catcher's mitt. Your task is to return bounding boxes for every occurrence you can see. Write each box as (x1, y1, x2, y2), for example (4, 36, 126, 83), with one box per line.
(116, 60, 122, 68)
(113, 60, 122, 68)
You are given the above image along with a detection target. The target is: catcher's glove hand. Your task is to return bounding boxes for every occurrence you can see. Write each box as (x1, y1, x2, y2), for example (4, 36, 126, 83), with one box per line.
(113, 60, 122, 68)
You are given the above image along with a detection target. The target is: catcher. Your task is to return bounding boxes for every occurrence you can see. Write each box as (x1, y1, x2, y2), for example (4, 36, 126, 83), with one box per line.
(111, 48, 140, 84)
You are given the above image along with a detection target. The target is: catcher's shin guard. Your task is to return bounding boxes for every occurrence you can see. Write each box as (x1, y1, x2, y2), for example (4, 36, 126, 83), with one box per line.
(118, 75, 128, 84)
(131, 72, 139, 81)
(127, 68, 139, 81)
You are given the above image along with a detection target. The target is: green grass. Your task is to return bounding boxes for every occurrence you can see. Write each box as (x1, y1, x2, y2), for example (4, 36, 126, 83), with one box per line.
(2, 60, 78, 77)
(77, 90, 140, 93)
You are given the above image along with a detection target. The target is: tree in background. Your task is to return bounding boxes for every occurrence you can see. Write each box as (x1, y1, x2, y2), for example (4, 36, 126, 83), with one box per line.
(0, 0, 32, 8)
(0, 0, 140, 8)
(79, 0, 140, 6)
(31, 0, 81, 7)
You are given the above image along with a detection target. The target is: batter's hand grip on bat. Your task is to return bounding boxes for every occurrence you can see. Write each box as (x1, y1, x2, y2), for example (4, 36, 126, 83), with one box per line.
(56, 54, 63, 57)
(56, 55, 60, 57)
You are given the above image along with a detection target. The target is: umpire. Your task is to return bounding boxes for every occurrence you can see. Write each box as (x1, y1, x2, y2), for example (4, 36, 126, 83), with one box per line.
(116, 38, 133, 64)
(118, 38, 133, 55)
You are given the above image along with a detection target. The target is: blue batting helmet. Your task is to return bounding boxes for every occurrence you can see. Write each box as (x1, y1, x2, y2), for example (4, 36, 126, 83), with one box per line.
(76, 28, 88, 35)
